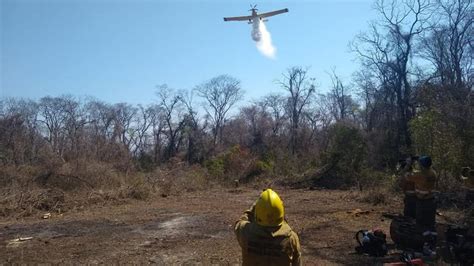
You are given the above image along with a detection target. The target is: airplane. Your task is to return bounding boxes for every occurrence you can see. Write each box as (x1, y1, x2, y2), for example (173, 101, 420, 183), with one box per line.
(223, 5, 289, 24)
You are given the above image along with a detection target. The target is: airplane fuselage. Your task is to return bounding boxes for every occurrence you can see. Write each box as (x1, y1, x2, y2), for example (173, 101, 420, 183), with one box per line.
(223, 6, 287, 24)
(248, 9, 266, 24)
(250, 14, 261, 42)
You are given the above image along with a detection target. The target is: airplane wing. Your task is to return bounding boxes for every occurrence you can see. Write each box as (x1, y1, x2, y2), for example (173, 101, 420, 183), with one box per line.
(223, 15, 253, 22)
(258, 8, 289, 19)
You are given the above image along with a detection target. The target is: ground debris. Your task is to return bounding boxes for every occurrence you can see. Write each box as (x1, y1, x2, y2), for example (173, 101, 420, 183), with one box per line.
(348, 208, 371, 216)
(6, 237, 34, 248)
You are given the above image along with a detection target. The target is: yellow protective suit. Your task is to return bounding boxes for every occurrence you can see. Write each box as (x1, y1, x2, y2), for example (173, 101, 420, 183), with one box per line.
(234, 205, 301, 266)
(405, 168, 437, 199)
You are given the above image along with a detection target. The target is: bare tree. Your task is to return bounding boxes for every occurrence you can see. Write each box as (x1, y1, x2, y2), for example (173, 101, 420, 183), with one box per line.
(278, 67, 316, 155)
(38, 96, 73, 158)
(240, 103, 271, 154)
(84, 99, 115, 160)
(111, 103, 137, 150)
(351, 0, 432, 152)
(327, 69, 358, 121)
(62, 98, 88, 160)
(1, 98, 41, 164)
(129, 104, 155, 157)
(263, 94, 287, 137)
(149, 104, 164, 164)
(156, 85, 186, 160)
(420, 0, 473, 87)
(180, 90, 208, 163)
(353, 70, 379, 131)
(196, 75, 244, 146)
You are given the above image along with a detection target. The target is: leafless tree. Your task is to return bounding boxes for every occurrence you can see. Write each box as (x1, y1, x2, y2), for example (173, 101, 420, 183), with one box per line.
(38, 96, 73, 158)
(353, 70, 379, 131)
(196, 75, 244, 146)
(263, 94, 287, 137)
(111, 103, 137, 151)
(84, 99, 115, 160)
(130, 104, 155, 157)
(278, 67, 316, 155)
(180, 90, 208, 163)
(0, 98, 41, 164)
(62, 98, 88, 160)
(148, 104, 164, 164)
(351, 0, 432, 152)
(240, 103, 271, 154)
(327, 69, 358, 121)
(156, 85, 186, 160)
(420, 0, 473, 87)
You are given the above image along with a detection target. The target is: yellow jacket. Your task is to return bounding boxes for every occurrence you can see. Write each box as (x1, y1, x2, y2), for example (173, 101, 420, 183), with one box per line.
(234, 205, 301, 266)
(398, 164, 415, 194)
(405, 168, 437, 199)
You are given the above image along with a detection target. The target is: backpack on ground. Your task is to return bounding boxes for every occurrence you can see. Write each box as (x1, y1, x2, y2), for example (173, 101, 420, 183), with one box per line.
(355, 229, 388, 257)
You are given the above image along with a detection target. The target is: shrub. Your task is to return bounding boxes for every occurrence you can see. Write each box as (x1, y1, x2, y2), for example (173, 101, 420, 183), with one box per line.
(204, 145, 252, 180)
(243, 159, 275, 182)
(204, 157, 225, 179)
(120, 178, 150, 200)
(319, 122, 367, 188)
(410, 110, 465, 191)
(0, 187, 65, 217)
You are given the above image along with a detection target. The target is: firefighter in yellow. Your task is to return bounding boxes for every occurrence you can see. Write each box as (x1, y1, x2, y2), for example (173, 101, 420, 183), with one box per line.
(403, 156, 437, 230)
(398, 159, 417, 219)
(403, 155, 437, 255)
(234, 188, 301, 265)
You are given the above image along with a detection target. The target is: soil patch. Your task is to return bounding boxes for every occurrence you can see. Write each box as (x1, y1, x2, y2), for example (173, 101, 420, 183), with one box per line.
(0, 187, 443, 265)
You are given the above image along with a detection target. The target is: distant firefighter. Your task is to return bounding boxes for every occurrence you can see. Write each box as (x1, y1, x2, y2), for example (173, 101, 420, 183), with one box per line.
(234, 188, 301, 265)
(402, 155, 438, 256)
(398, 156, 418, 219)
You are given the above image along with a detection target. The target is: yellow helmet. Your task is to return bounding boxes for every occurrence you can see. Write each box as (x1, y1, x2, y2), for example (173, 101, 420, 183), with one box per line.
(255, 188, 284, 227)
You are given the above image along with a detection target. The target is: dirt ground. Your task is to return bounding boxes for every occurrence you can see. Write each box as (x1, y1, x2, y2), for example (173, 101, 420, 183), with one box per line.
(0, 187, 428, 265)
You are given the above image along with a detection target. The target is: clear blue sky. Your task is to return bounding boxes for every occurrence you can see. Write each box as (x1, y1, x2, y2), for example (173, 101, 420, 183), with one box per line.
(1, 0, 377, 104)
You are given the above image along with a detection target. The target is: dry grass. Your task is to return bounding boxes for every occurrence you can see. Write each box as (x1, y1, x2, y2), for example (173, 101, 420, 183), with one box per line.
(0, 187, 64, 218)
(359, 187, 398, 206)
(0, 160, 215, 218)
(146, 162, 212, 196)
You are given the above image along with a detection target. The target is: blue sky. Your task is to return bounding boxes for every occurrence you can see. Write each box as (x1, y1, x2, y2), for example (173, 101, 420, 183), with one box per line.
(1, 0, 377, 104)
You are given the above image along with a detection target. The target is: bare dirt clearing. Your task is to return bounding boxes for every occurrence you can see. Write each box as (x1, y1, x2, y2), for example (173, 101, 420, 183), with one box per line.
(1, 187, 406, 265)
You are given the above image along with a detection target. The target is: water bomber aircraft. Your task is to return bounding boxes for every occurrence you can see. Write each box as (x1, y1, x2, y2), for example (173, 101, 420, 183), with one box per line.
(223, 5, 289, 24)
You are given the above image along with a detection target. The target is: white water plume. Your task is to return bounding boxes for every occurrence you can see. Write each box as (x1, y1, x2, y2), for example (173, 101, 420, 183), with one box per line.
(251, 20, 276, 59)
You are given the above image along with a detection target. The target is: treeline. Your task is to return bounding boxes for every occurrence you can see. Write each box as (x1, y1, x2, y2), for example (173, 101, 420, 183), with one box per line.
(1, 0, 472, 189)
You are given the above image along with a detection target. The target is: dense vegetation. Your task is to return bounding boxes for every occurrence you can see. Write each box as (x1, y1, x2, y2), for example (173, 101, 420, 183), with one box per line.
(0, 0, 472, 215)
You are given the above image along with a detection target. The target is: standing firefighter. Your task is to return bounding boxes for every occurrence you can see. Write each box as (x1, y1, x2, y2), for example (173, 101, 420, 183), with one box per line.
(398, 158, 417, 219)
(234, 188, 301, 265)
(403, 155, 438, 255)
(406, 156, 437, 230)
